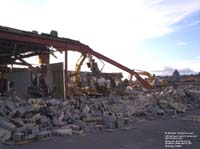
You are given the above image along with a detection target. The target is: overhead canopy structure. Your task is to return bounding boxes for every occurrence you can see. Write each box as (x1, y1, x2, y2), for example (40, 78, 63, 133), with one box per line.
(0, 25, 152, 91)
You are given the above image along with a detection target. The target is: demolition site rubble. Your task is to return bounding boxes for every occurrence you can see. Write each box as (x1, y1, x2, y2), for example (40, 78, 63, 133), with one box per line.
(0, 84, 200, 145)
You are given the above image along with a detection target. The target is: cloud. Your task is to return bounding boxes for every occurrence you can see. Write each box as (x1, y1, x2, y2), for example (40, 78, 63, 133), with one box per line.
(0, 0, 200, 74)
(152, 66, 196, 76)
(152, 56, 200, 76)
(179, 68, 196, 75)
(0, 0, 199, 44)
(176, 41, 187, 46)
(173, 59, 200, 73)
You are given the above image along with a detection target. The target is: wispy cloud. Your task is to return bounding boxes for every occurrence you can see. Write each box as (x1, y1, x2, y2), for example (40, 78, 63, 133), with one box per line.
(152, 66, 196, 76)
(153, 58, 200, 75)
(0, 0, 200, 74)
(0, 0, 199, 44)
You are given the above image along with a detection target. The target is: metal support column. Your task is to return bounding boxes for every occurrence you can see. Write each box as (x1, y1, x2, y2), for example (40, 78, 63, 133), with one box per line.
(64, 49, 68, 98)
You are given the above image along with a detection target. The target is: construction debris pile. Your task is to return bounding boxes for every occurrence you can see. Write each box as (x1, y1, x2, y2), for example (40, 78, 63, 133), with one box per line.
(0, 84, 200, 145)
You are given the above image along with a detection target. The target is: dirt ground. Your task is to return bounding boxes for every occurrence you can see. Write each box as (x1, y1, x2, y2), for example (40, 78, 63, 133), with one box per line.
(1, 109, 200, 149)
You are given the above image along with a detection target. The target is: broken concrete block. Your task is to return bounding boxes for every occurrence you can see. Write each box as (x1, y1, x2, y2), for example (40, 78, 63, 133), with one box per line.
(58, 111, 65, 122)
(37, 131, 52, 141)
(32, 113, 41, 122)
(24, 105, 35, 113)
(31, 125, 40, 135)
(169, 102, 188, 113)
(40, 115, 50, 123)
(69, 124, 80, 131)
(11, 118, 24, 127)
(82, 104, 90, 114)
(52, 118, 64, 127)
(82, 122, 95, 133)
(0, 117, 16, 131)
(116, 116, 124, 129)
(74, 120, 87, 130)
(156, 108, 165, 116)
(72, 130, 84, 135)
(0, 127, 11, 142)
(12, 132, 25, 142)
(24, 134, 36, 140)
(16, 107, 26, 116)
(95, 122, 104, 132)
(4, 101, 16, 112)
(53, 128, 72, 136)
(103, 114, 115, 129)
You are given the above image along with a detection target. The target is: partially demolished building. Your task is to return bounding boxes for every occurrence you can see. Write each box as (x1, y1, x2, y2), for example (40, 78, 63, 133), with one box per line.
(0, 26, 200, 145)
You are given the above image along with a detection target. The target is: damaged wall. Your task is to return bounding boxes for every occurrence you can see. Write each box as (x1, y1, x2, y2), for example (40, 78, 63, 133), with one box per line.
(6, 70, 31, 97)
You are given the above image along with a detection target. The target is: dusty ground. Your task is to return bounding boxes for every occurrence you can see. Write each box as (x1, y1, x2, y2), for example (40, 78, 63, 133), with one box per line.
(1, 109, 200, 149)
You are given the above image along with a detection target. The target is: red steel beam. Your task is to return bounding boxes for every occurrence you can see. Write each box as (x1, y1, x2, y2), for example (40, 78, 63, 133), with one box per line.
(0, 29, 84, 51)
(0, 27, 152, 89)
(65, 50, 68, 98)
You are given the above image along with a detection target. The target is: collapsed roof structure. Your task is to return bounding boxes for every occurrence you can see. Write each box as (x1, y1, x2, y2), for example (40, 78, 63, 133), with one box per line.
(0, 25, 152, 96)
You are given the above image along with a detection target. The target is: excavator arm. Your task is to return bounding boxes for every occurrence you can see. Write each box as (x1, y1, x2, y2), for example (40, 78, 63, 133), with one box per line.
(73, 54, 87, 87)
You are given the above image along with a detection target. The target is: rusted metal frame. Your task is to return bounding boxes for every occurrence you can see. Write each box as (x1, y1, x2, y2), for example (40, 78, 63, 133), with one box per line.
(0, 29, 152, 89)
(0, 30, 83, 50)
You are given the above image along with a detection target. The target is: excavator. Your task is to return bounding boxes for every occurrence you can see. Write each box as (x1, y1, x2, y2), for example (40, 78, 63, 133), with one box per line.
(71, 53, 110, 96)
(129, 70, 168, 88)
(72, 54, 152, 96)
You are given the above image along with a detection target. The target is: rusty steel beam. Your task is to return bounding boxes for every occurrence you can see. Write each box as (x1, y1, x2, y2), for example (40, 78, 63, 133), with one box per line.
(0, 27, 152, 89)
(0, 29, 84, 51)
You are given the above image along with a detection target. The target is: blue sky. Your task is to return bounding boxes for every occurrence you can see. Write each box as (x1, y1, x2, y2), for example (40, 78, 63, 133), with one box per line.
(0, 0, 200, 76)
(137, 10, 200, 75)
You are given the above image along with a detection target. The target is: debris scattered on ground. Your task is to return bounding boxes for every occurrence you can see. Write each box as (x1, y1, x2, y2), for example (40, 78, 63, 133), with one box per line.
(0, 84, 200, 145)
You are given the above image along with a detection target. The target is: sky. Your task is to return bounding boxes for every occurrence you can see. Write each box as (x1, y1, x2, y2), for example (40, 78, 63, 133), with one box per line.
(0, 0, 200, 77)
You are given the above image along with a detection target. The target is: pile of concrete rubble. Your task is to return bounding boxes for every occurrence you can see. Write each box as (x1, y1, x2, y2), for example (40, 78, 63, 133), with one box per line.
(0, 84, 200, 145)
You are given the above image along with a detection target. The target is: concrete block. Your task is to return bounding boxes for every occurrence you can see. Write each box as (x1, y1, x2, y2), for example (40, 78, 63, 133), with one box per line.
(116, 116, 124, 129)
(32, 125, 40, 135)
(24, 134, 36, 140)
(74, 120, 86, 130)
(103, 115, 115, 129)
(123, 117, 130, 127)
(4, 101, 16, 111)
(0, 127, 11, 142)
(24, 105, 35, 113)
(37, 131, 52, 141)
(94, 119, 104, 131)
(83, 122, 95, 133)
(32, 113, 41, 122)
(11, 118, 24, 127)
(53, 128, 72, 136)
(69, 124, 80, 131)
(72, 130, 84, 135)
(39, 123, 50, 131)
(16, 107, 26, 116)
(0, 117, 16, 131)
(12, 132, 25, 141)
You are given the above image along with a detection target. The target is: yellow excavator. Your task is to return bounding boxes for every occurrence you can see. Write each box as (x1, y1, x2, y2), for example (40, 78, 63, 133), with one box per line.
(129, 70, 154, 86)
(73, 54, 87, 87)
(71, 53, 106, 96)
(129, 70, 168, 88)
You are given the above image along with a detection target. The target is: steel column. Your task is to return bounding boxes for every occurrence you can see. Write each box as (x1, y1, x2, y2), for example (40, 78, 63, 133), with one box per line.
(64, 49, 68, 98)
